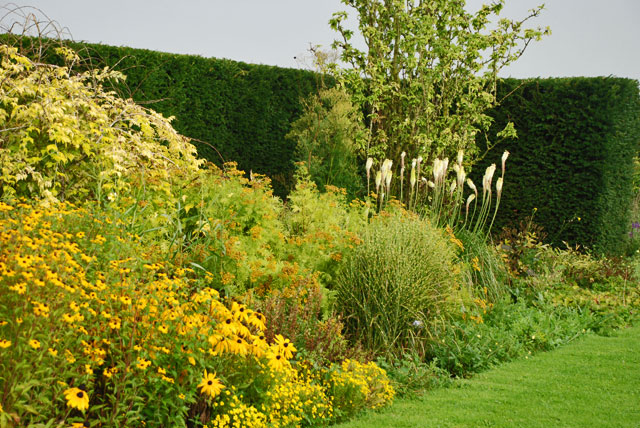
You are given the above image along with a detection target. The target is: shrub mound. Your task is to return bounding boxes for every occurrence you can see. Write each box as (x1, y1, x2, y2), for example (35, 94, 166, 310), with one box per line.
(335, 212, 462, 356)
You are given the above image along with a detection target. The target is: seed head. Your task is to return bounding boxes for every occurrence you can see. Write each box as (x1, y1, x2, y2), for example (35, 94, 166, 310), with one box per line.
(483, 164, 497, 193)
(467, 178, 478, 196)
(366, 157, 374, 178)
(501, 150, 510, 175)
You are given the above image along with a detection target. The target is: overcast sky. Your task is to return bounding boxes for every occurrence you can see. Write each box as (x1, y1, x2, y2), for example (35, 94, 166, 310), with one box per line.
(2, 0, 639, 81)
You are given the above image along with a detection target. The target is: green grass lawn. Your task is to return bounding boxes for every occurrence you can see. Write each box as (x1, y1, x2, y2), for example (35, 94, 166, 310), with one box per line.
(336, 325, 640, 428)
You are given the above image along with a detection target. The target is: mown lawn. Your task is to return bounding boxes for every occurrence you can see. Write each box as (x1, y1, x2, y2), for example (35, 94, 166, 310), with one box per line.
(336, 325, 640, 428)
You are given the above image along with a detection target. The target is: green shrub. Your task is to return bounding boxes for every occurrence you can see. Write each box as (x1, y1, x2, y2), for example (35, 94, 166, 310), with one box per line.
(375, 352, 452, 397)
(334, 211, 462, 356)
(280, 165, 367, 291)
(286, 87, 365, 197)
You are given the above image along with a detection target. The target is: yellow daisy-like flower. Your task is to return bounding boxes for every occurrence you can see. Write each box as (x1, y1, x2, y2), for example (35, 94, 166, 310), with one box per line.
(48, 347, 58, 356)
(28, 339, 41, 349)
(229, 337, 249, 356)
(0, 339, 11, 348)
(136, 358, 151, 370)
(273, 334, 296, 359)
(108, 318, 121, 330)
(198, 370, 225, 399)
(65, 350, 76, 363)
(231, 302, 249, 323)
(9, 282, 26, 294)
(266, 350, 289, 372)
(248, 311, 266, 331)
(70, 422, 89, 428)
(63, 387, 90, 412)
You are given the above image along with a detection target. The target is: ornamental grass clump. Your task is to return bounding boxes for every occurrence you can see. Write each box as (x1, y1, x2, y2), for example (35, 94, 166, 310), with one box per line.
(334, 211, 463, 357)
(368, 149, 509, 236)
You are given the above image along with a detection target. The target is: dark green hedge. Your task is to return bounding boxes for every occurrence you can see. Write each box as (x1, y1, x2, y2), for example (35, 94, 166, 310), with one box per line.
(84, 44, 327, 196)
(4, 36, 325, 196)
(475, 77, 640, 255)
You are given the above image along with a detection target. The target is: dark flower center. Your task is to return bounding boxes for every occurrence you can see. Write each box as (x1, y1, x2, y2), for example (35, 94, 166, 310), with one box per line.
(225, 319, 232, 324)
(276, 355, 281, 360)
(237, 339, 242, 344)
(283, 342, 288, 347)
(77, 391, 84, 398)
(239, 307, 245, 312)
(207, 380, 213, 385)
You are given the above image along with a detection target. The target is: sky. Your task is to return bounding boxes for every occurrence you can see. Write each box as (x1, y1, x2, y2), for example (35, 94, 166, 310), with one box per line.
(1, 0, 639, 81)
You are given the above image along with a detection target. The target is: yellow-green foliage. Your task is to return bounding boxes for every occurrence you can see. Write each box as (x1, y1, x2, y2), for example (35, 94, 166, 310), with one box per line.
(281, 166, 366, 287)
(118, 161, 366, 297)
(286, 87, 365, 196)
(0, 44, 202, 202)
(0, 200, 394, 427)
(326, 359, 395, 421)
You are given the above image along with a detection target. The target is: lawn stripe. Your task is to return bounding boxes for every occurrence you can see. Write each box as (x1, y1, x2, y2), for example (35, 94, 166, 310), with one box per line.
(336, 325, 640, 428)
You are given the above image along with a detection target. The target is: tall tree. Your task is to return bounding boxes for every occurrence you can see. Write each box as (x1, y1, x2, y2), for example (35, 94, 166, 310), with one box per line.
(329, 0, 549, 164)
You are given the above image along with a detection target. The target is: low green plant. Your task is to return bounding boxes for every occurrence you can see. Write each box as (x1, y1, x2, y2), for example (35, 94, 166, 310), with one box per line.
(334, 211, 463, 357)
(375, 352, 452, 397)
(426, 298, 596, 377)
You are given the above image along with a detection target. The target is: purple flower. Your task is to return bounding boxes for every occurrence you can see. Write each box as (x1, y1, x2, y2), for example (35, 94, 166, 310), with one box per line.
(632, 222, 640, 229)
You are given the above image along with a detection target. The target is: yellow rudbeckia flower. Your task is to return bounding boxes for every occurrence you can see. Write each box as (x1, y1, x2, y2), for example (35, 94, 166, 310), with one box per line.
(198, 370, 224, 399)
(64, 387, 90, 412)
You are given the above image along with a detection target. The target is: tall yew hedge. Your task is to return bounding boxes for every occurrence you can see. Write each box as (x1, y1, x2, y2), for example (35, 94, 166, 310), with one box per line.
(20, 39, 324, 196)
(476, 77, 640, 255)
